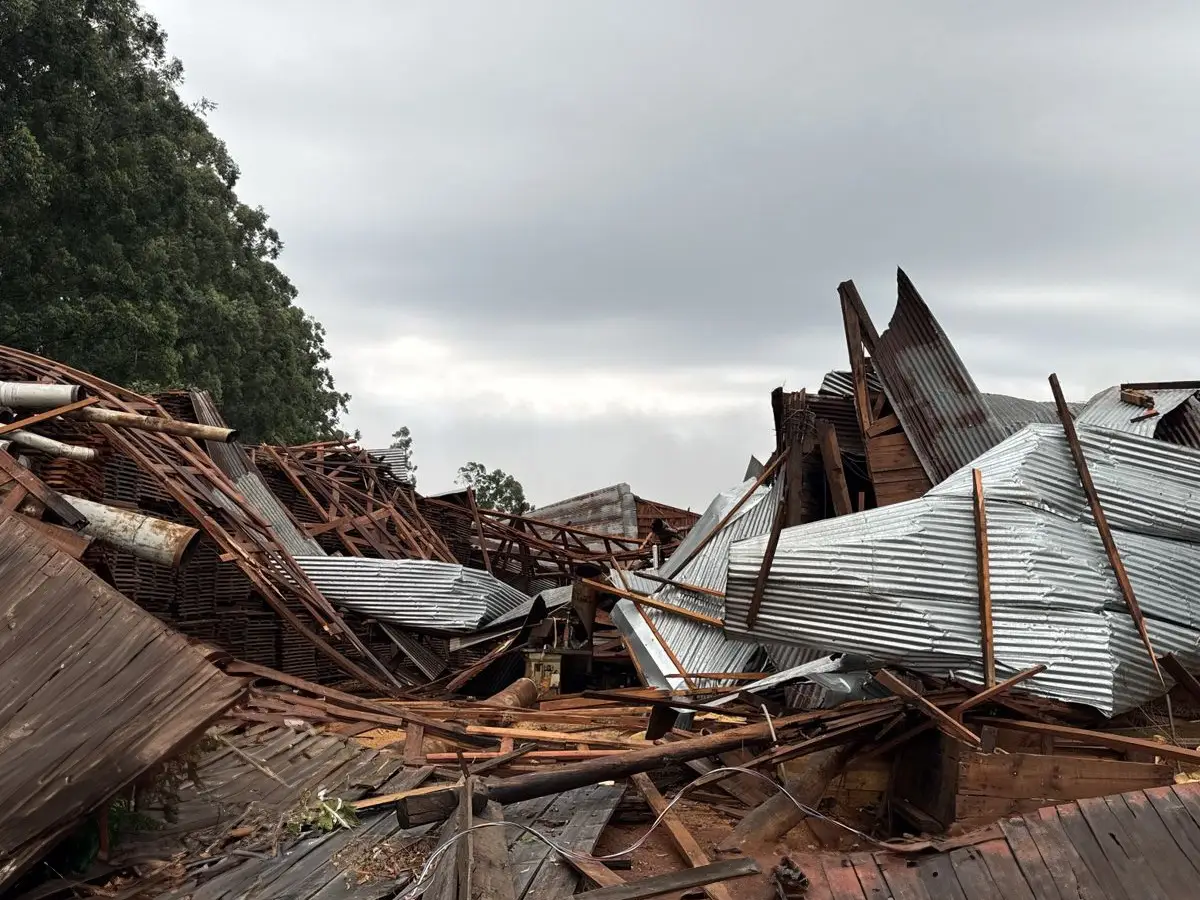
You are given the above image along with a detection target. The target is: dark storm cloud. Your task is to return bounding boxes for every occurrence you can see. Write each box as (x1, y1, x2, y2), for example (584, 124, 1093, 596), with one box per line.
(144, 1, 1200, 506)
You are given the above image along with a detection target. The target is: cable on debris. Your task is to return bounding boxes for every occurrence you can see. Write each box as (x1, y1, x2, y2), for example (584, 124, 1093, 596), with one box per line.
(390, 765, 886, 899)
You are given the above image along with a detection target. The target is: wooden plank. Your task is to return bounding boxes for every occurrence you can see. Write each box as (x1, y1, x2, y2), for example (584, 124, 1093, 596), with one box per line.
(747, 441, 791, 627)
(971, 469, 994, 688)
(1171, 783, 1200, 831)
(972, 839, 1036, 900)
(523, 785, 624, 900)
(956, 752, 1174, 802)
(947, 845, 1004, 900)
(866, 413, 901, 437)
(1017, 807, 1109, 900)
(629, 773, 733, 900)
(1049, 373, 1163, 684)
(1109, 790, 1200, 886)
(869, 431, 921, 454)
(0, 395, 99, 438)
(572, 859, 760, 900)
(916, 854, 969, 900)
(562, 856, 626, 891)
(981, 719, 1200, 766)
(580, 579, 725, 628)
(876, 853, 934, 900)
(403, 723, 424, 765)
(1143, 785, 1200, 866)
(822, 855, 869, 899)
(1051, 803, 1135, 900)
(1075, 795, 1171, 900)
(840, 284, 876, 436)
(818, 422, 854, 517)
(849, 852, 894, 900)
(995, 817, 1069, 900)
(0, 449, 85, 527)
(874, 670, 981, 748)
(464, 725, 643, 749)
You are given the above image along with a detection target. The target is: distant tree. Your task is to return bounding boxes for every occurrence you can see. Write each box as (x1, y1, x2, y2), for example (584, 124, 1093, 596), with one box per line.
(0, 0, 348, 443)
(456, 462, 532, 514)
(390, 426, 416, 482)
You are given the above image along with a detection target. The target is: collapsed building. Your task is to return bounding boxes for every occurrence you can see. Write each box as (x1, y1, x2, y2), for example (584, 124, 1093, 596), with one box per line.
(5, 271, 1200, 899)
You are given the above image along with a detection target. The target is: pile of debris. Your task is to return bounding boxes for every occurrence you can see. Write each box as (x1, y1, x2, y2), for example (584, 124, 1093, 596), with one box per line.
(6, 270, 1200, 899)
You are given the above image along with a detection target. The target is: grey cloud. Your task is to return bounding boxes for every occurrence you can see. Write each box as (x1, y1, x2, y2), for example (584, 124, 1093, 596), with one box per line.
(144, 0, 1200, 505)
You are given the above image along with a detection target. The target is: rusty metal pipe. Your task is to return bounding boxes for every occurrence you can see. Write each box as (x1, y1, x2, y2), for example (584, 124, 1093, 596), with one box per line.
(0, 381, 83, 409)
(5, 429, 99, 462)
(63, 494, 202, 567)
(483, 678, 539, 709)
(71, 406, 238, 443)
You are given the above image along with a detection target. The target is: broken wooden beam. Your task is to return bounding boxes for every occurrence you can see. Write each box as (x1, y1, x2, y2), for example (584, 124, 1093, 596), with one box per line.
(72, 405, 238, 442)
(972, 468, 995, 688)
(874, 670, 981, 748)
(573, 859, 761, 900)
(1050, 372, 1163, 683)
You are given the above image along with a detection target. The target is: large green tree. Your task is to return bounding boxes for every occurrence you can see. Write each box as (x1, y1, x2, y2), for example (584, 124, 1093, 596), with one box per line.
(0, 0, 348, 442)
(456, 462, 532, 515)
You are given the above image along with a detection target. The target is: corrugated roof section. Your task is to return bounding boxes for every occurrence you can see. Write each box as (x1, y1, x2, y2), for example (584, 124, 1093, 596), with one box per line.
(1076, 385, 1198, 436)
(724, 423, 1200, 716)
(293, 556, 531, 633)
(869, 270, 1013, 484)
(612, 476, 778, 688)
(367, 447, 411, 484)
(533, 483, 639, 540)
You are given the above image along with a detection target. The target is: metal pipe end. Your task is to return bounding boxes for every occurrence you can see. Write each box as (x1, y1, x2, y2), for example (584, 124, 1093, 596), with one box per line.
(172, 528, 204, 569)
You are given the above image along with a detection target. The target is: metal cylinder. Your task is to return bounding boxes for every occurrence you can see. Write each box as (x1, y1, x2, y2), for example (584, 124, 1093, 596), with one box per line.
(0, 381, 83, 409)
(63, 494, 202, 567)
(484, 678, 539, 709)
(72, 406, 238, 443)
(5, 429, 99, 462)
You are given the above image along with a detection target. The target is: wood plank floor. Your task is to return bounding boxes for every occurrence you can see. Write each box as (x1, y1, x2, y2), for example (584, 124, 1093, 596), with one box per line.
(788, 783, 1200, 900)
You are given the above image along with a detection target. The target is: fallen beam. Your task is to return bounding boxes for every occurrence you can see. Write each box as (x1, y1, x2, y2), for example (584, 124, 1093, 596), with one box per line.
(972, 468, 995, 688)
(1050, 372, 1163, 683)
(1161, 654, 1200, 705)
(573, 859, 761, 900)
(874, 670, 981, 748)
(630, 774, 734, 900)
(71, 405, 238, 443)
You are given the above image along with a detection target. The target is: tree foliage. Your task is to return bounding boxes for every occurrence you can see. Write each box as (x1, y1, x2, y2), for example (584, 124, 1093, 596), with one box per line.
(390, 426, 416, 482)
(456, 462, 532, 515)
(0, 0, 348, 442)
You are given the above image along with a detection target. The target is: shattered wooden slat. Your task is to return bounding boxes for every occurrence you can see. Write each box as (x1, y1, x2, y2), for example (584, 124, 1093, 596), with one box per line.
(818, 421, 854, 516)
(1050, 371, 1163, 684)
(984, 718, 1200, 765)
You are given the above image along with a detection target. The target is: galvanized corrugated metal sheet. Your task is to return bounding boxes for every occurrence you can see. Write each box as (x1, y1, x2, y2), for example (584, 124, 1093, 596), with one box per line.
(1076, 386, 1198, 436)
(819, 370, 884, 397)
(367, 447, 412, 484)
(533, 483, 639, 540)
(1158, 396, 1200, 449)
(293, 557, 531, 633)
(725, 423, 1200, 715)
(611, 476, 778, 688)
(870, 270, 1013, 484)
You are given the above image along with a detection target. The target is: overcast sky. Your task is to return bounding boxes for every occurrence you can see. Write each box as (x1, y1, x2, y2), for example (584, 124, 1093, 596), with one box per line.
(145, 2, 1200, 510)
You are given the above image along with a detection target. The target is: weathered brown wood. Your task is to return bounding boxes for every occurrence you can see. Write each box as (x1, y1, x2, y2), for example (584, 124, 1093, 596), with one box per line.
(630, 773, 734, 900)
(563, 856, 627, 891)
(580, 579, 724, 628)
(717, 745, 851, 851)
(0, 448, 85, 528)
(818, 421, 854, 516)
(404, 723, 425, 765)
(984, 718, 1200, 766)
(1050, 372, 1163, 683)
(746, 443, 791, 628)
(573, 859, 761, 900)
(971, 469, 995, 689)
(0, 395, 100, 437)
(464, 725, 644, 749)
(874, 670, 981, 748)
(1119, 388, 1156, 408)
(865, 412, 901, 437)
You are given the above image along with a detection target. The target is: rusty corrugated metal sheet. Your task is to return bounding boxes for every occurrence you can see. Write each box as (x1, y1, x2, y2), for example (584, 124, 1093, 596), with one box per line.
(0, 514, 243, 889)
(869, 270, 1013, 484)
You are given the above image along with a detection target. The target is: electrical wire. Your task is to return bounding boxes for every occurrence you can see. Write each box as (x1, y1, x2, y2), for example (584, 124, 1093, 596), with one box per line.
(390, 765, 885, 899)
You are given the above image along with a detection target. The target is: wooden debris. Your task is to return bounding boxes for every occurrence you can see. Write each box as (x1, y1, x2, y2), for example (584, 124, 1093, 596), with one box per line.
(573, 859, 761, 900)
(971, 468, 995, 688)
(630, 773, 734, 900)
(874, 670, 982, 748)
